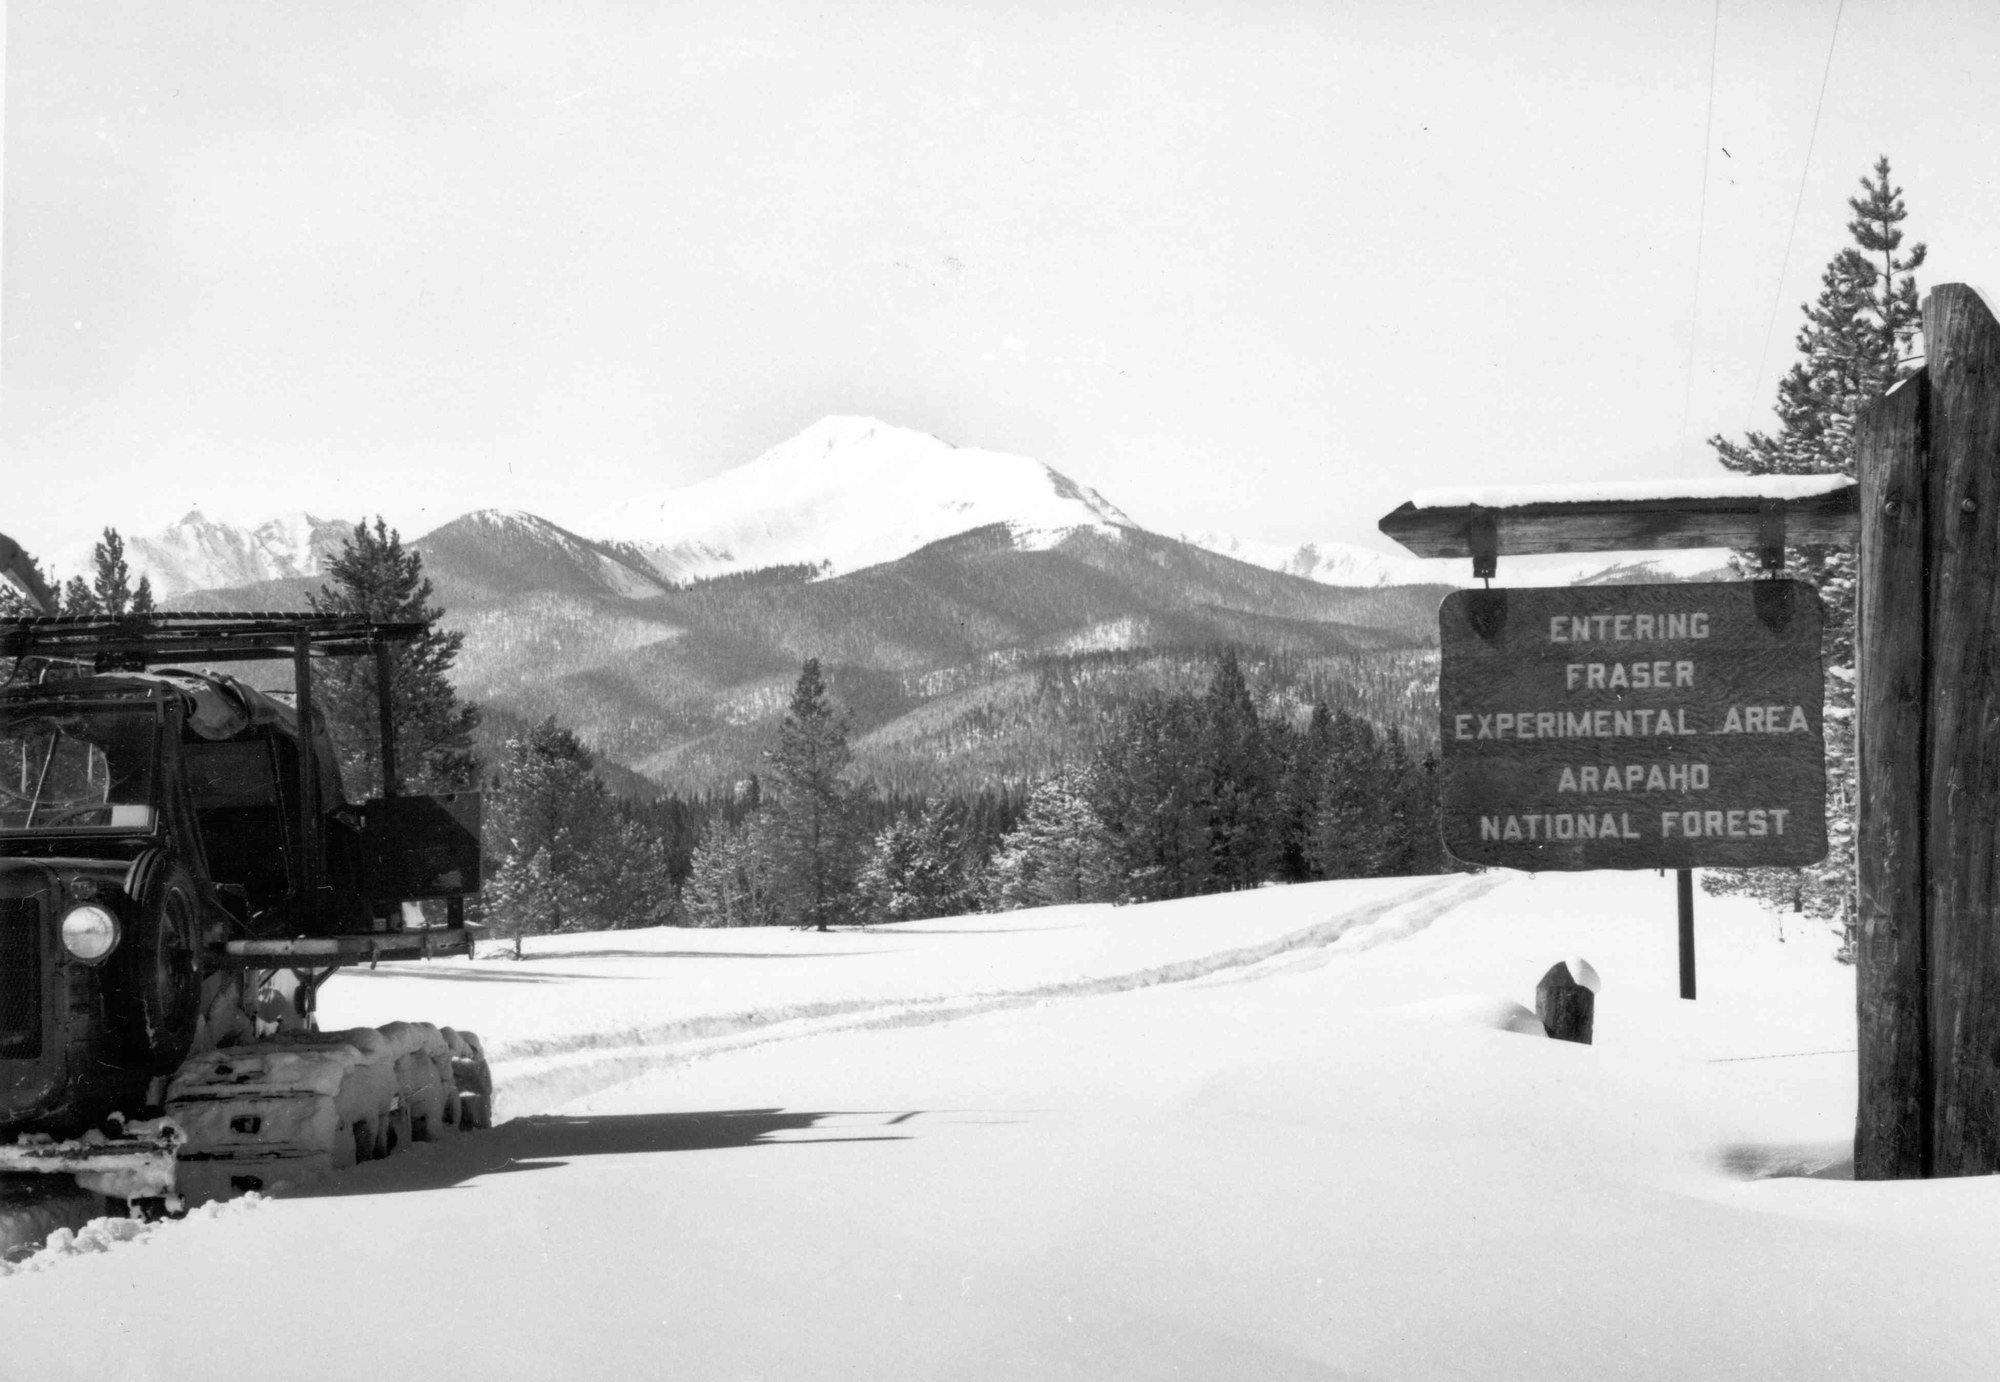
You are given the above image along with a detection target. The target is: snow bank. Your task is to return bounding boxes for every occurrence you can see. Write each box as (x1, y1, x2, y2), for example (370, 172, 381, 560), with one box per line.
(0, 1194, 264, 1277)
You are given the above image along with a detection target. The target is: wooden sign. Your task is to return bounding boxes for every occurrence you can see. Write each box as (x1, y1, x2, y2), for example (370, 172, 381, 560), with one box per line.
(1438, 581, 1827, 871)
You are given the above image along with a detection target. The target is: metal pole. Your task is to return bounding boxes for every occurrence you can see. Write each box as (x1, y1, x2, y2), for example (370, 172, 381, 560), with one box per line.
(1677, 868, 1696, 1000)
(293, 630, 320, 930)
(374, 639, 399, 798)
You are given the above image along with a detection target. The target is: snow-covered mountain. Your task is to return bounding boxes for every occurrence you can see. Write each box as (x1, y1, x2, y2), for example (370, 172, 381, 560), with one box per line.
(76, 418, 1740, 602)
(1179, 529, 1736, 590)
(51, 512, 353, 601)
(1176, 531, 1445, 587)
(588, 416, 1137, 584)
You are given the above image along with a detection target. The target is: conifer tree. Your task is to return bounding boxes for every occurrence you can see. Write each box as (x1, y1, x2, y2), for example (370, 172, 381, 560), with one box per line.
(858, 799, 970, 922)
(985, 770, 1115, 909)
(59, 577, 94, 617)
(1089, 691, 1208, 901)
(1849, 156, 1927, 368)
(1705, 157, 1922, 935)
(682, 813, 784, 927)
(766, 658, 859, 930)
(1277, 702, 1336, 881)
(1370, 728, 1432, 876)
(484, 717, 606, 936)
(1199, 649, 1279, 889)
(482, 847, 561, 960)
(1310, 710, 1383, 879)
(30, 528, 147, 618)
(595, 799, 678, 928)
(309, 517, 480, 797)
(482, 717, 675, 944)
(90, 529, 136, 616)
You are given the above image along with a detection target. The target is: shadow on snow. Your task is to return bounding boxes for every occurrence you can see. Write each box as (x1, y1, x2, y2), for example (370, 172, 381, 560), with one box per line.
(285, 1108, 962, 1198)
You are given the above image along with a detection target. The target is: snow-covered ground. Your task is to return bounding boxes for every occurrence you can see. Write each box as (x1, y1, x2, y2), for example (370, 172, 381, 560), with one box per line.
(7, 870, 1996, 1380)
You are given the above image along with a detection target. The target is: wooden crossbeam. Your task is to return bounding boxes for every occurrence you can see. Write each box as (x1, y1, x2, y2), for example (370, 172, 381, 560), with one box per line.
(1378, 481, 1860, 572)
(0, 613, 426, 664)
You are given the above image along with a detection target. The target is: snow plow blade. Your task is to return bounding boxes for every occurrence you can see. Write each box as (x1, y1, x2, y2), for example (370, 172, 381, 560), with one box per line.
(0, 1120, 186, 1202)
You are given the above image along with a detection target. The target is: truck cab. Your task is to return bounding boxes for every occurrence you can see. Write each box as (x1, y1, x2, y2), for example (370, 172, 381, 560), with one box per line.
(0, 615, 481, 1150)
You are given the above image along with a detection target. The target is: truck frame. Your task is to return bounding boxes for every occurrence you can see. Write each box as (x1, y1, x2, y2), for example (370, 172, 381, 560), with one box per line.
(0, 610, 489, 1231)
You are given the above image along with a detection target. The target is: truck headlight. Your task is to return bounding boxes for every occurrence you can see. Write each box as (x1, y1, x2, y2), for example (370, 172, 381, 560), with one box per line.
(60, 905, 120, 962)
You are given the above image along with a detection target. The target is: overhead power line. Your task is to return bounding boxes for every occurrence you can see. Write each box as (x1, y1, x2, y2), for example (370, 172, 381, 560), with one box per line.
(1679, 0, 1724, 458)
(1745, 0, 1847, 428)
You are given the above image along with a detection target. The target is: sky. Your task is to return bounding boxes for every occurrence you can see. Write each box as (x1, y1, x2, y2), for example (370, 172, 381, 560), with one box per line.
(4, 0, 1999, 566)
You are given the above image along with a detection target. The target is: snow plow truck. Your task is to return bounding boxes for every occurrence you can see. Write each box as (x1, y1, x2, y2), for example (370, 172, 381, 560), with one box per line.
(0, 587, 491, 1253)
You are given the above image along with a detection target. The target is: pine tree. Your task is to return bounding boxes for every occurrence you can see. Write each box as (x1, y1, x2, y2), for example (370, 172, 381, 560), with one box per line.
(1199, 649, 1279, 889)
(485, 717, 605, 928)
(1278, 702, 1335, 881)
(308, 517, 480, 798)
(482, 847, 561, 960)
(90, 529, 136, 616)
(30, 528, 145, 618)
(595, 801, 679, 929)
(858, 799, 970, 923)
(1088, 691, 1208, 901)
(1310, 710, 1383, 879)
(1704, 157, 1922, 936)
(766, 658, 859, 931)
(682, 814, 784, 927)
(1848, 156, 1927, 370)
(984, 770, 1115, 910)
(1371, 728, 1436, 877)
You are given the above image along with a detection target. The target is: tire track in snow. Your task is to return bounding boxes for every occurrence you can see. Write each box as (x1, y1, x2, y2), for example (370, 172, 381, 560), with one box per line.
(492, 874, 1502, 1119)
(1181, 870, 1508, 988)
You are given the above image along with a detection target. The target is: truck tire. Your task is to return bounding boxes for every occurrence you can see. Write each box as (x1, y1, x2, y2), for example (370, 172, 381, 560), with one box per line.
(114, 863, 203, 1071)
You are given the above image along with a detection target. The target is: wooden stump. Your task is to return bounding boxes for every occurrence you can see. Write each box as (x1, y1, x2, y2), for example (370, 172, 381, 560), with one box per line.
(1536, 962, 1594, 1044)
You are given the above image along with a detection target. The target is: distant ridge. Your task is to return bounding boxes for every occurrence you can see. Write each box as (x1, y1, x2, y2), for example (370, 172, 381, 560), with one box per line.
(89, 417, 1739, 599)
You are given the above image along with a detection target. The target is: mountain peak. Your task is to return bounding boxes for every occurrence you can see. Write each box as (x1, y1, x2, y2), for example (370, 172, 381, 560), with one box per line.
(588, 416, 1136, 584)
(50, 511, 353, 599)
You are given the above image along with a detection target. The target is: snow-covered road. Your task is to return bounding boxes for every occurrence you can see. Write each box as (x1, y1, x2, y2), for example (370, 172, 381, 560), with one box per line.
(5, 871, 1996, 1380)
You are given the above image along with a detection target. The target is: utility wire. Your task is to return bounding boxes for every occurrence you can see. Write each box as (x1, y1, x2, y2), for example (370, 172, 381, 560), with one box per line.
(1678, 0, 1724, 457)
(1745, 0, 1847, 426)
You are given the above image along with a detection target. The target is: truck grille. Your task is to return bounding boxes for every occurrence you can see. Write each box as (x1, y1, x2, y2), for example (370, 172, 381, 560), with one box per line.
(0, 899, 41, 1059)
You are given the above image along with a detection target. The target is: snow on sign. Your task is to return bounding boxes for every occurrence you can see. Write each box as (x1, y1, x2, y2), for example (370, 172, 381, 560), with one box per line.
(1438, 581, 1827, 871)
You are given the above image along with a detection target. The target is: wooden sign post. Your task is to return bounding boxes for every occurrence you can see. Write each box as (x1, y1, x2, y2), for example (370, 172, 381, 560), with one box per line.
(1854, 283, 2000, 1180)
(1379, 282, 2000, 1179)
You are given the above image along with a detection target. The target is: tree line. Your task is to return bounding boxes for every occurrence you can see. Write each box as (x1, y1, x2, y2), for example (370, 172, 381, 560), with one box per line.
(671, 648, 1449, 931)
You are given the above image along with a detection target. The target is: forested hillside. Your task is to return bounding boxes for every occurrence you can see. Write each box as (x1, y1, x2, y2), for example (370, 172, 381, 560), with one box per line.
(167, 511, 1451, 796)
